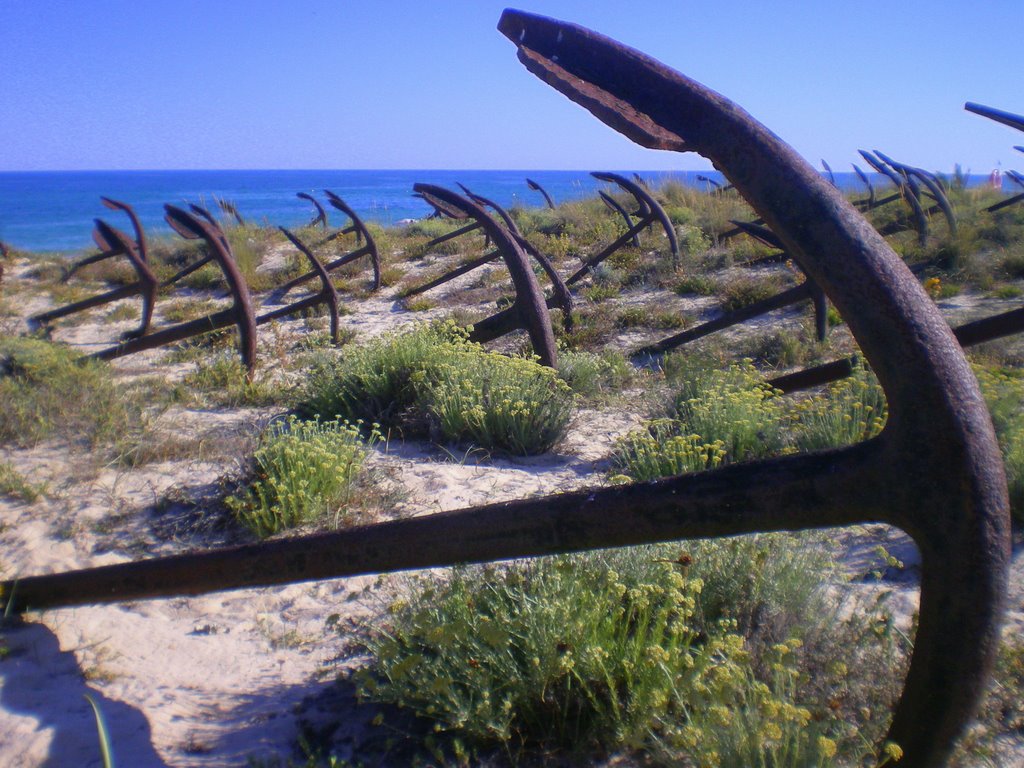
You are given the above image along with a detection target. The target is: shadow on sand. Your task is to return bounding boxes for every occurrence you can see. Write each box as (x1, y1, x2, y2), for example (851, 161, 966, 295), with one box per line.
(0, 618, 167, 767)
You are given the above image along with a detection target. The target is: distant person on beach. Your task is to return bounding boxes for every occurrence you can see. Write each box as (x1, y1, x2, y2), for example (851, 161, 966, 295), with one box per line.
(990, 169, 1002, 189)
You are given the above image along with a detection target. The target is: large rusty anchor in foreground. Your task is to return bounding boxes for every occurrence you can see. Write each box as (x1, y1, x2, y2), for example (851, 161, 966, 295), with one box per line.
(1, 12, 1009, 767)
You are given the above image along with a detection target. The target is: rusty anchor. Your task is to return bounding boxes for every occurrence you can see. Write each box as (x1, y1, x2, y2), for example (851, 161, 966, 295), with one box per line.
(406, 183, 559, 366)
(859, 150, 929, 244)
(92, 209, 343, 371)
(92, 205, 258, 372)
(62, 198, 150, 282)
(525, 177, 556, 209)
(873, 150, 958, 237)
(458, 184, 574, 333)
(297, 192, 329, 229)
(821, 159, 836, 187)
(564, 171, 679, 286)
(277, 190, 381, 294)
(0, 12, 1009, 768)
(31, 218, 159, 339)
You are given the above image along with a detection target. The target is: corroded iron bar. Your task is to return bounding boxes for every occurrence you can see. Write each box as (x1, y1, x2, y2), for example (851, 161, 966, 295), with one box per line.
(987, 191, 1024, 213)
(0, 447, 882, 613)
(965, 102, 1024, 133)
(600, 191, 642, 248)
(93, 307, 238, 362)
(526, 177, 556, 208)
(771, 304, 1024, 393)
(95, 206, 257, 373)
(635, 281, 813, 356)
(458, 185, 574, 331)
(415, 183, 557, 367)
(324, 191, 380, 290)
(860, 150, 928, 245)
(423, 221, 482, 249)
(161, 254, 214, 287)
(593, 171, 680, 266)
(852, 163, 875, 208)
(401, 250, 502, 298)
(565, 215, 653, 286)
(297, 192, 329, 229)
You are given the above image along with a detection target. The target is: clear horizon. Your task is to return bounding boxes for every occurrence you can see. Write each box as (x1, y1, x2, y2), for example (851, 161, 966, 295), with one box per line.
(2, 1, 1020, 175)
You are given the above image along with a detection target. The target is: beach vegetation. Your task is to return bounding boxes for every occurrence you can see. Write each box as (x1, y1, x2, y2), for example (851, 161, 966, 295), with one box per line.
(227, 416, 377, 537)
(298, 322, 573, 455)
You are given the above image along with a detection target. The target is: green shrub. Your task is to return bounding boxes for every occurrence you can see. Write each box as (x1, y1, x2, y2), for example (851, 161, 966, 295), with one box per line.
(0, 337, 140, 451)
(298, 322, 464, 429)
(299, 323, 574, 455)
(674, 274, 719, 296)
(227, 416, 376, 537)
(674, 361, 787, 462)
(719, 276, 780, 312)
(354, 538, 849, 766)
(0, 460, 46, 502)
(790, 362, 888, 452)
(612, 419, 726, 482)
(556, 349, 632, 397)
(182, 354, 286, 407)
(422, 349, 573, 455)
(356, 551, 733, 760)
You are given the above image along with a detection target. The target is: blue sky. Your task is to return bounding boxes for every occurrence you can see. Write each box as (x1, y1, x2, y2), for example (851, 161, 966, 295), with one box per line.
(1, 1, 1020, 174)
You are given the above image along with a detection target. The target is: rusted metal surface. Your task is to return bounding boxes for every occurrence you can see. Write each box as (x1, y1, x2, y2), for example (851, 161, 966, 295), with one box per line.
(1, 13, 1009, 767)
(986, 191, 1024, 213)
(297, 192, 329, 229)
(93, 206, 258, 374)
(600, 191, 642, 247)
(525, 177, 556, 208)
(852, 163, 876, 208)
(771, 302, 1024, 393)
(412, 184, 558, 367)
(31, 220, 158, 338)
(594, 171, 680, 265)
(458, 185, 574, 332)
(861, 150, 929, 244)
(63, 198, 150, 281)
(965, 102, 1024, 133)
(278, 191, 381, 294)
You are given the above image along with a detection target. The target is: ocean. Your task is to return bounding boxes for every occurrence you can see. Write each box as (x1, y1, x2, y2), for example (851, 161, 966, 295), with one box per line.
(0, 168, 978, 254)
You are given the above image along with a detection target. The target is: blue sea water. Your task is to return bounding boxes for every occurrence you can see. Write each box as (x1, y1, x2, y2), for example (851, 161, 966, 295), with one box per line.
(0, 168, 981, 254)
